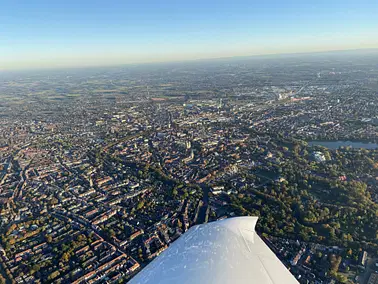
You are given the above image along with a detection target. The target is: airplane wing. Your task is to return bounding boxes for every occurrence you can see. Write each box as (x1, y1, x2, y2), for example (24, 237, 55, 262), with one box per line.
(129, 216, 299, 284)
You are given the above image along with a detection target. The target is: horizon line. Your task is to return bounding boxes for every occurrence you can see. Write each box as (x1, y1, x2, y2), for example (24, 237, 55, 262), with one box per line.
(1, 47, 378, 73)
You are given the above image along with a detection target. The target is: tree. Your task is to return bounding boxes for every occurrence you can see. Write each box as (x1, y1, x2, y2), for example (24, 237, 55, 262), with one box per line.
(49, 197, 58, 206)
(46, 234, 53, 243)
(61, 252, 71, 263)
(138, 247, 143, 261)
(6, 224, 17, 236)
(30, 264, 41, 275)
(172, 188, 178, 196)
(324, 151, 331, 161)
(346, 248, 353, 256)
(182, 190, 189, 199)
(329, 254, 342, 274)
(8, 238, 15, 245)
(48, 271, 60, 281)
(177, 219, 183, 229)
(137, 201, 145, 210)
(335, 273, 347, 283)
(77, 234, 86, 242)
(108, 229, 116, 238)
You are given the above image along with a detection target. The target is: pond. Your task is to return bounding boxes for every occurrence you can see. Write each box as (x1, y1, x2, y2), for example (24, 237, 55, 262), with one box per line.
(308, 141, 378, 150)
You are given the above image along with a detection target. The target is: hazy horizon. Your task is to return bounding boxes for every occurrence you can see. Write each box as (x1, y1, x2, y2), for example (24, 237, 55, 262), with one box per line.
(1, 47, 378, 74)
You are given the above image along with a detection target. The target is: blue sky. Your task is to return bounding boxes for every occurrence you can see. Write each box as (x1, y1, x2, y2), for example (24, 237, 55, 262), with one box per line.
(1, 0, 378, 70)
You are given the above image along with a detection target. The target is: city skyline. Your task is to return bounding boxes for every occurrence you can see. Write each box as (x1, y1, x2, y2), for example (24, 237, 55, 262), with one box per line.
(1, 0, 378, 70)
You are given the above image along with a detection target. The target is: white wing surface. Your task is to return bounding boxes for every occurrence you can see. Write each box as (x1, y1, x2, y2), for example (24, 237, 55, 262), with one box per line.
(129, 216, 299, 284)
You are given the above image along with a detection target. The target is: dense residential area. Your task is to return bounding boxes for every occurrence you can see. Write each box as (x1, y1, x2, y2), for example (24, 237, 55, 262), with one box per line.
(1, 52, 378, 283)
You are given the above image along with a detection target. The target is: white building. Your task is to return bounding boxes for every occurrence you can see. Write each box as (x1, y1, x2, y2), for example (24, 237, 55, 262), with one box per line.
(313, 151, 326, 162)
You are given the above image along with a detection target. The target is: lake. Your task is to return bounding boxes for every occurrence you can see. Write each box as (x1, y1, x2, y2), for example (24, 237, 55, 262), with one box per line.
(308, 141, 378, 150)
